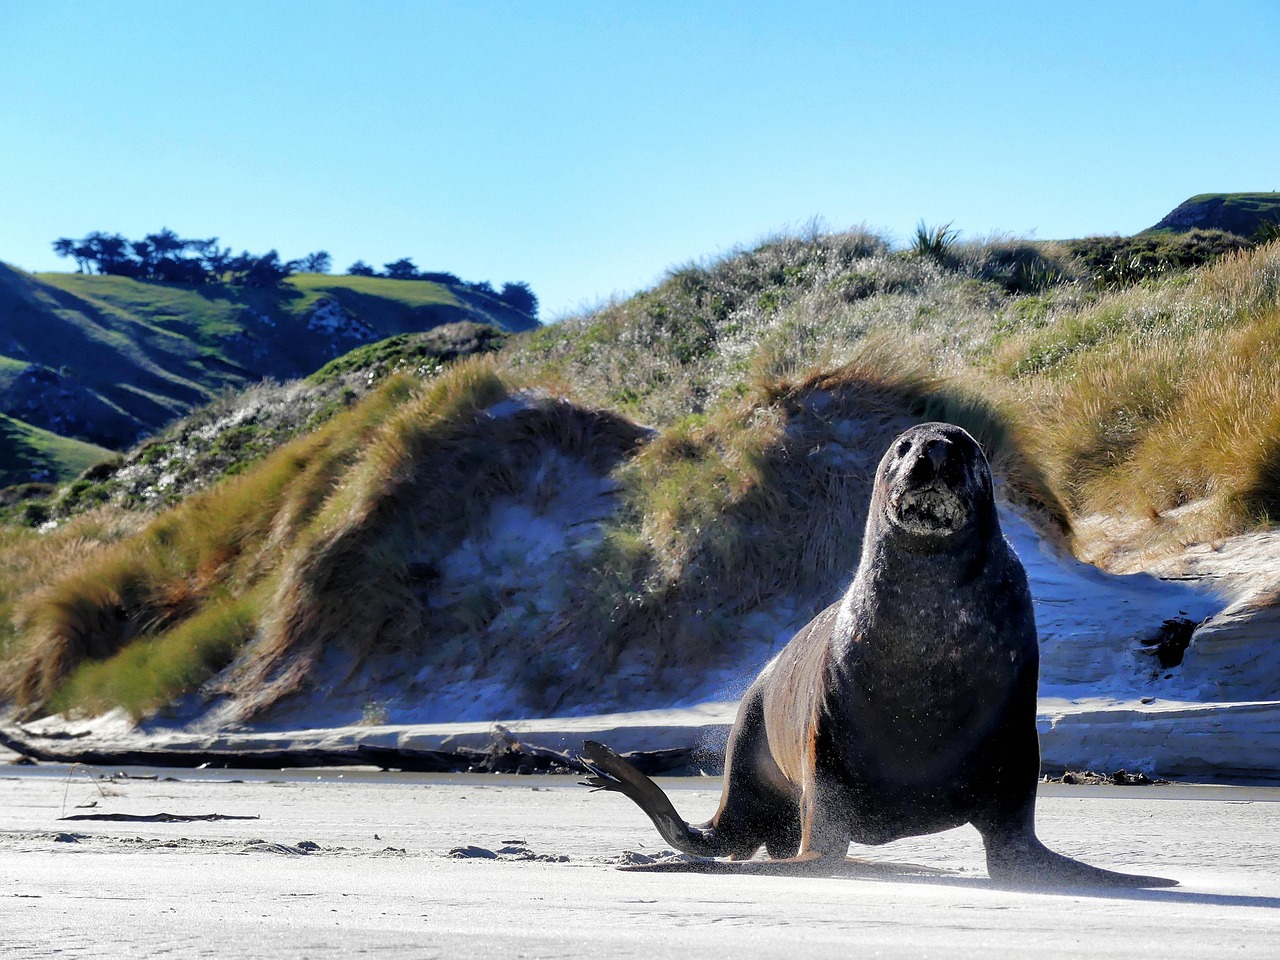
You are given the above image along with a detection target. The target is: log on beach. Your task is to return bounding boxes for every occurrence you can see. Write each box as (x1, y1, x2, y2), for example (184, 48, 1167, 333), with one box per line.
(0, 729, 358, 770)
(0, 726, 695, 776)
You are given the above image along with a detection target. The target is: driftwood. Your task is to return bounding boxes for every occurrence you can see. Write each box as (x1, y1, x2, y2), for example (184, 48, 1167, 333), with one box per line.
(0, 725, 696, 777)
(58, 812, 262, 822)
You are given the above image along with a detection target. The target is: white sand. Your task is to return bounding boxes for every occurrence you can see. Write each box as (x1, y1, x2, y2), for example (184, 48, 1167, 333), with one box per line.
(1, 766, 1277, 959)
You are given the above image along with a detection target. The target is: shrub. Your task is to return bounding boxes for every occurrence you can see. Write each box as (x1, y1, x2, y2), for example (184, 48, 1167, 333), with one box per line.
(913, 221, 959, 261)
(1063, 230, 1247, 289)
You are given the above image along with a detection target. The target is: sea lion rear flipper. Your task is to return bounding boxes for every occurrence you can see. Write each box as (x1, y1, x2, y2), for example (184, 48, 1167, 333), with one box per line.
(580, 741, 678, 816)
(579, 740, 717, 855)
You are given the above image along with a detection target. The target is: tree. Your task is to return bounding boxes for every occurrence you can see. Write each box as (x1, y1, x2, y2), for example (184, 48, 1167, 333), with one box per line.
(88, 232, 131, 275)
(145, 228, 186, 262)
(383, 257, 419, 280)
(347, 260, 376, 276)
(497, 281, 539, 318)
(73, 240, 97, 273)
(130, 239, 157, 276)
(300, 251, 332, 274)
(52, 237, 86, 273)
(237, 250, 295, 288)
(199, 242, 233, 281)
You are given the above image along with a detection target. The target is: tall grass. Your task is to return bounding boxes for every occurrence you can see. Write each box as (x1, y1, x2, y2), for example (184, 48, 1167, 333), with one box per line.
(49, 591, 260, 719)
(5, 229, 1277, 719)
(503, 228, 1084, 430)
(998, 241, 1280, 558)
(220, 355, 653, 715)
(1, 375, 417, 712)
(561, 340, 1064, 690)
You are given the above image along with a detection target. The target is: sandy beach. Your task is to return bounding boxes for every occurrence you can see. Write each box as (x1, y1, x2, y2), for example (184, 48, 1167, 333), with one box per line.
(2, 764, 1277, 959)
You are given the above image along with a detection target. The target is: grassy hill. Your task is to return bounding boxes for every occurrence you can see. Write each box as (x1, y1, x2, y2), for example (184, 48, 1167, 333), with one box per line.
(0, 322, 508, 524)
(0, 264, 538, 455)
(2, 224, 1278, 726)
(1146, 192, 1280, 237)
(0, 412, 112, 487)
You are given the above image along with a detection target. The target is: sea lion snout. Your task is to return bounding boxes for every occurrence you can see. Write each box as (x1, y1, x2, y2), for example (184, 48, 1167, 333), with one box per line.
(925, 437, 950, 473)
(907, 436, 962, 486)
(882, 424, 988, 537)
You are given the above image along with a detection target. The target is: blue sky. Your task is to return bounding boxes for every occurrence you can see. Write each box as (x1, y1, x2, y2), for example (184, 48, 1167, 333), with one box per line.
(2, 2, 1277, 318)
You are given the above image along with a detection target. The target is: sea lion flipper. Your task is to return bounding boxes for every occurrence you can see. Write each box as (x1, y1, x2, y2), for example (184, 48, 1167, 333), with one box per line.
(579, 740, 713, 854)
(987, 838, 1178, 889)
(579, 741, 674, 813)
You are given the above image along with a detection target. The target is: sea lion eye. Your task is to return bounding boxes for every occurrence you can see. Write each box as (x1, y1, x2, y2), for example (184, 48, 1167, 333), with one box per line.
(896, 439, 911, 458)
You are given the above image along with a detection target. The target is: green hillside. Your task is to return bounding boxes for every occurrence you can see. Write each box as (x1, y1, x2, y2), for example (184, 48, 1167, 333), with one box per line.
(1146, 192, 1280, 237)
(0, 412, 112, 487)
(0, 264, 538, 452)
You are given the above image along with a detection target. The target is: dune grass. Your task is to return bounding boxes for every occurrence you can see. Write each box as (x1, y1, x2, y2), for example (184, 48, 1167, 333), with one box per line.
(4, 229, 1279, 720)
(228, 355, 653, 714)
(992, 241, 1280, 558)
(48, 591, 261, 719)
(537, 338, 1067, 695)
(1, 374, 418, 712)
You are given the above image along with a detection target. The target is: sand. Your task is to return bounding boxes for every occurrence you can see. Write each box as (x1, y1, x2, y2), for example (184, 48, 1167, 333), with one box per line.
(2, 764, 1277, 959)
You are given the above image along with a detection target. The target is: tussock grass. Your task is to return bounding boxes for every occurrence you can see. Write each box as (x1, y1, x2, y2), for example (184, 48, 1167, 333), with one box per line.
(504, 228, 1084, 430)
(998, 241, 1280, 557)
(221, 355, 652, 715)
(1, 375, 416, 712)
(567, 341, 1063, 687)
(0, 509, 146, 668)
(996, 241, 1280, 377)
(49, 591, 260, 719)
(5, 228, 1279, 720)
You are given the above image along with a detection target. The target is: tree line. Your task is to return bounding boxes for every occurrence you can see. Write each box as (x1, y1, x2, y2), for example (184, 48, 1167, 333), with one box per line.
(53, 229, 327, 288)
(346, 258, 537, 316)
(51, 230, 538, 316)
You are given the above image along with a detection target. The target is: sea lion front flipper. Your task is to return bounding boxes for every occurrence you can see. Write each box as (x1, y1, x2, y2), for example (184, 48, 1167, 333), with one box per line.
(986, 836, 1177, 889)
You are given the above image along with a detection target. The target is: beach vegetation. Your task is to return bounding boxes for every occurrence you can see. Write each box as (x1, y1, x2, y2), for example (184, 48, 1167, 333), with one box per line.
(3, 220, 1279, 720)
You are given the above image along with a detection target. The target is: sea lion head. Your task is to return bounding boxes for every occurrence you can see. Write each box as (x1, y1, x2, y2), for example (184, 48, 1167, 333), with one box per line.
(874, 422, 995, 543)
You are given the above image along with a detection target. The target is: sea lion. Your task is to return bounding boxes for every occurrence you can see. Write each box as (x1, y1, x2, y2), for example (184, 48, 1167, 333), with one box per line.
(582, 422, 1175, 887)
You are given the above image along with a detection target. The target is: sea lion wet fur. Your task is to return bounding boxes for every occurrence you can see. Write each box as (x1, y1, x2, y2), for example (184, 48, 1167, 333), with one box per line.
(582, 422, 1175, 888)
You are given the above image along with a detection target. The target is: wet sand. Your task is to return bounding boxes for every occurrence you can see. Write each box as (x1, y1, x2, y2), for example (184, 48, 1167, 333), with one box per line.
(1, 765, 1277, 958)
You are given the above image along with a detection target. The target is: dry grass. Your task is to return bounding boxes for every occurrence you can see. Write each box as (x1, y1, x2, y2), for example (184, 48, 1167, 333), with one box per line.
(49, 591, 261, 719)
(561, 340, 1065, 688)
(4, 230, 1277, 720)
(0, 510, 146, 684)
(217, 355, 653, 716)
(997, 241, 1280, 558)
(505, 229, 1092, 441)
(0, 376, 417, 713)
